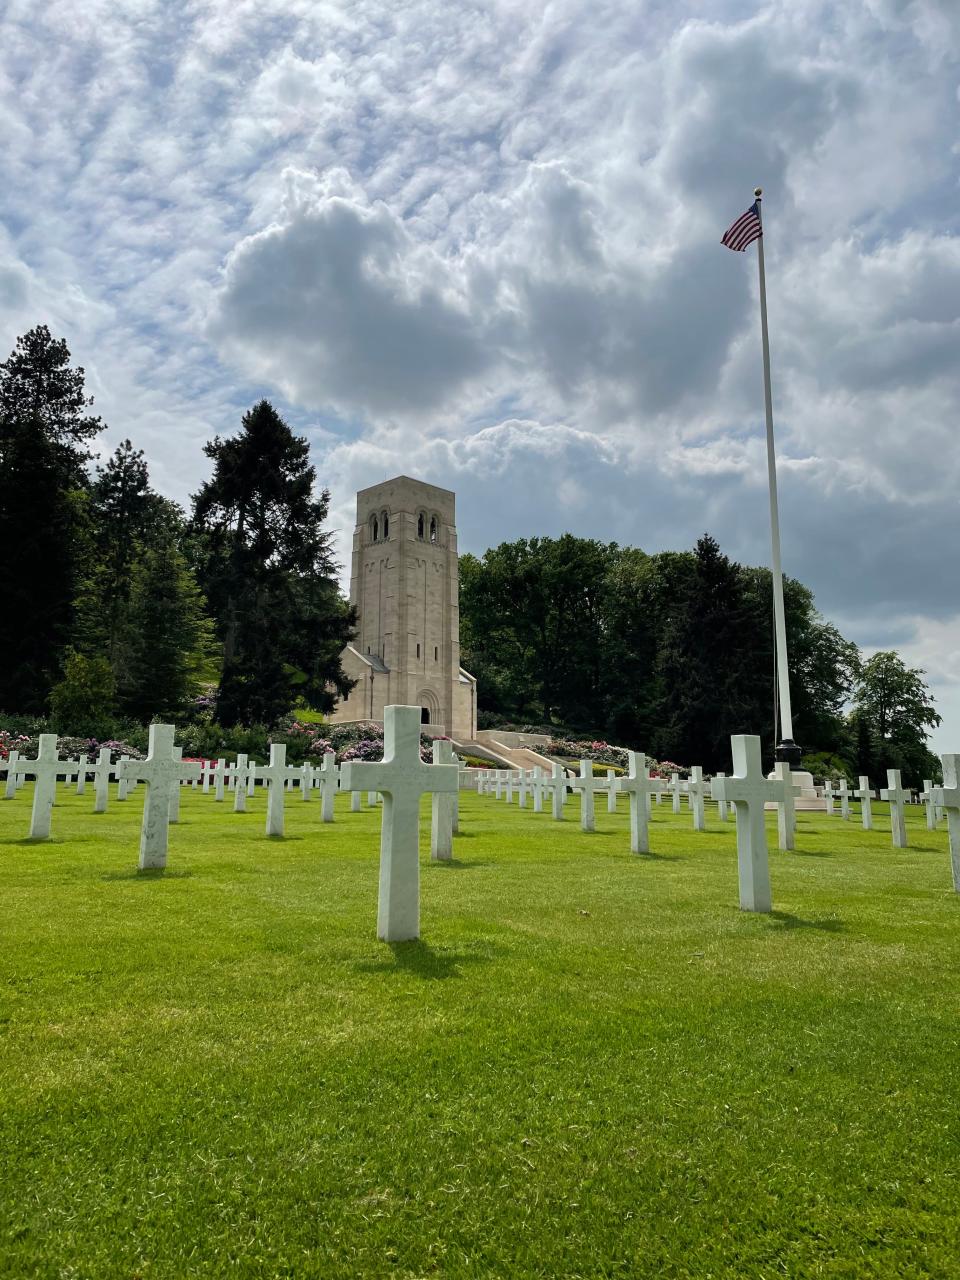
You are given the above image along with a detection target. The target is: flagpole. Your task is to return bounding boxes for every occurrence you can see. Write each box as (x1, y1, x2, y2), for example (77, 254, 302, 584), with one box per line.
(753, 187, 801, 767)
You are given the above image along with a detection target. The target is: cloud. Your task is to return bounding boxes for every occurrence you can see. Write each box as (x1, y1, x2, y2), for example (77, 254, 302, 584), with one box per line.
(2, 0, 960, 745)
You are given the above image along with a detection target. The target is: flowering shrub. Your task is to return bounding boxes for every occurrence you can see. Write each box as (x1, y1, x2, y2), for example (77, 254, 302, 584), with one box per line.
(0, 730, 144, 761)
(0, 730, 32, 760)
(545, 738, 631, 767)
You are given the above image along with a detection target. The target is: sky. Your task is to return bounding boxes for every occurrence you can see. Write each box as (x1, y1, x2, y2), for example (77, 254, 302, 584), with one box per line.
(1, 0, 958, 750)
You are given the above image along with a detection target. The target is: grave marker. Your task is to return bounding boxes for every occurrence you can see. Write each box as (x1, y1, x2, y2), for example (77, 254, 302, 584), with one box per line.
(687, 766, 707, 832)
(605, 769, 617, 814)
(855, 775, 873, 830)
(3, 750, 19, 801)
(256, 745, 291, 837)
(93, 747, 112, 813)
(880, 769, 910, 848)
(615, 751, 664, 854)
(570, 760, 601, 832)
(317, 751, 337, 823)
(340, 706, 459, 942)
(711, 736, 785, 913)
(430, 739, 455, 861)
(119, 725, 201, 869)
(22, 735, 79, 840)
(233, 753, 249, 812)
(932, 754, 960, 892)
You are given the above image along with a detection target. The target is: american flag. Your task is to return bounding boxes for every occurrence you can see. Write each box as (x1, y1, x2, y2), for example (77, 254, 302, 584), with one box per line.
(721, 201, 762, 252)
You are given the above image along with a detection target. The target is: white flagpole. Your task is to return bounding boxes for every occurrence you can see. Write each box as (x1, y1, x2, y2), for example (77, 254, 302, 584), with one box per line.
(753, 187, 799, 763)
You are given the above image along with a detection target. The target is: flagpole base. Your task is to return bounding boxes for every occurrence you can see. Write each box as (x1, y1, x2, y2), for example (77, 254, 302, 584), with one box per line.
(775, 739, 803, 769)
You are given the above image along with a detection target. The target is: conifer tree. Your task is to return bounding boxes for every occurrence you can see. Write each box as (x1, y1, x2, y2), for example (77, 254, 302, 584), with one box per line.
(119, 536, 216, 722)
(0, 326, 101, 712)
(190, 400, 355, 726)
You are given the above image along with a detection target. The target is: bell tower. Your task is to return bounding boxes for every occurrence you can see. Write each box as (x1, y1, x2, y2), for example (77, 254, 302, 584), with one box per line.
(330, 475, 477, 739)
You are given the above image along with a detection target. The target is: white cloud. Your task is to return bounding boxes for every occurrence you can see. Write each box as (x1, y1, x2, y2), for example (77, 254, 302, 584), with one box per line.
(2, 0, 959, 744)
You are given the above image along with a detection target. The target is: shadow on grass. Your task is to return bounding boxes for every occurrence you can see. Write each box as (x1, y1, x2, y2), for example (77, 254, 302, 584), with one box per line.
(101, 868, 194, 881)
(767, 910, 846, 933)
(427, 857, 495, 870)
(356, 939, 498, 981)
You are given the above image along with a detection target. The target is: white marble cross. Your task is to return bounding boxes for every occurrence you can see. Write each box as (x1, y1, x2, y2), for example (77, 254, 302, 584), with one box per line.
(430, 739, 456, 861)
(119, 725, 201, 869)
(495, 771, 504, 800)
(880, 768, 910, 848)
(258, 744, 291, 837)
(23, 735, 78, 840)
(93, 747, 112, 813)
(773, 761, 799, 852)
(605, 769, 618, 814)
(615, 751, 664, 854)
(570, 759, 602, 832)
(517, 768, 528, 809)
(75, 754, 89, 796)
(838, 778, 852, 820)
(687, 765, 707, 831)
(350, 787, 362, 812)
(823, 779, 836, 816)
(933, 754, 960, 893)
(339, 705, 459, 942)
(317, 750, 337, 823)
(233, 753, 249, 812)
(116, 755, 131, 801)
(202, 760, 212, 794)
(246, 761, 257, 797)
(711, 736, 785, 913)
(670, 772, 683, 814)
(715, 772, 728, 821)
(855, 775, 873, 830)
(921, 779, 937, 831)
(299, 761, 314, 802)
(541, 763, 567, 820)
(168, 746, 185, 822)
(531, 766, 545, 814)
(3, 750, 19, 800)
(214, 757, 227, 802)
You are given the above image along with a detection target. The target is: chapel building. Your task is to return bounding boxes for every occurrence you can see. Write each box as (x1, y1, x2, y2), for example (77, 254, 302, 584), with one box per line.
(328, 476, 478, 740)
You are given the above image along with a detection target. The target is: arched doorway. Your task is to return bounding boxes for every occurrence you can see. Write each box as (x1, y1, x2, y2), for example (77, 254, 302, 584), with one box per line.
(417, 689, 440, 728)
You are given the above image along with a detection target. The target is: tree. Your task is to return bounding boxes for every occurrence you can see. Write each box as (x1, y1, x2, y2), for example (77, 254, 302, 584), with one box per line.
(0, 326, 101, 712)
(49, 650, 116, 739)
(190, 400, 355, 726)
(119, 537, 216, 722)
(851, 651, 941, 785)
(655, 535, 759, 769)
(75, 440, 178, 666)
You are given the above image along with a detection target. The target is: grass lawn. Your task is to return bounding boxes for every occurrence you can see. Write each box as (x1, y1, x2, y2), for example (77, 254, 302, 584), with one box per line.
(1, 786, 958, 1278)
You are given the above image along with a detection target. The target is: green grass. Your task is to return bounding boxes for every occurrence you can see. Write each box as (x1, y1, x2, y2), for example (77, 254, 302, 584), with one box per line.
(1, 787, 958, 1278)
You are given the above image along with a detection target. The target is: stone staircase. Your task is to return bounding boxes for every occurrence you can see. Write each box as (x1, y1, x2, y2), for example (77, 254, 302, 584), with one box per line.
(450, 730, 558, 774)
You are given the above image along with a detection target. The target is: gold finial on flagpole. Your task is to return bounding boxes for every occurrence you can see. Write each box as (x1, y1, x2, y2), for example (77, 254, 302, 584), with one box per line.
(754, 186, 763, 197)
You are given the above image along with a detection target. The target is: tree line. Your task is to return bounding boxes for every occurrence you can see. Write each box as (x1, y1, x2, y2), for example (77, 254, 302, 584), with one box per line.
(0, 326, 355, 737)
(0, 324, 943, 785)
(458, 534, 942, 784)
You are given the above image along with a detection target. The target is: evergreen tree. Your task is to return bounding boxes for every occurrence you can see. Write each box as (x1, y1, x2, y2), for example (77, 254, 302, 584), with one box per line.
(190, 400, 355, 726)
(119, 537, 216, 722)
(75, 440, 176, 666)
(656, 535, 756, 769)
(0, 326, 101, 712)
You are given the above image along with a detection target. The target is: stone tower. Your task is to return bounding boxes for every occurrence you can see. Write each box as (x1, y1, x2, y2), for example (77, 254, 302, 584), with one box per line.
(329, 476, 477, 739)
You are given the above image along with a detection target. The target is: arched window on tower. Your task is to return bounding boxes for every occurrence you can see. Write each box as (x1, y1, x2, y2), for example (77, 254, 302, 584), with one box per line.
(370, 515, 379, 543)
(429, 515, 438, 544)
(382, 511, 389, 539)
(417, 512, 425, 540)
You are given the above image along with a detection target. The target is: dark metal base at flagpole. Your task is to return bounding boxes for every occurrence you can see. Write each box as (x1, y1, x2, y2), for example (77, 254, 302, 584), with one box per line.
(775, 739, 803, 769)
